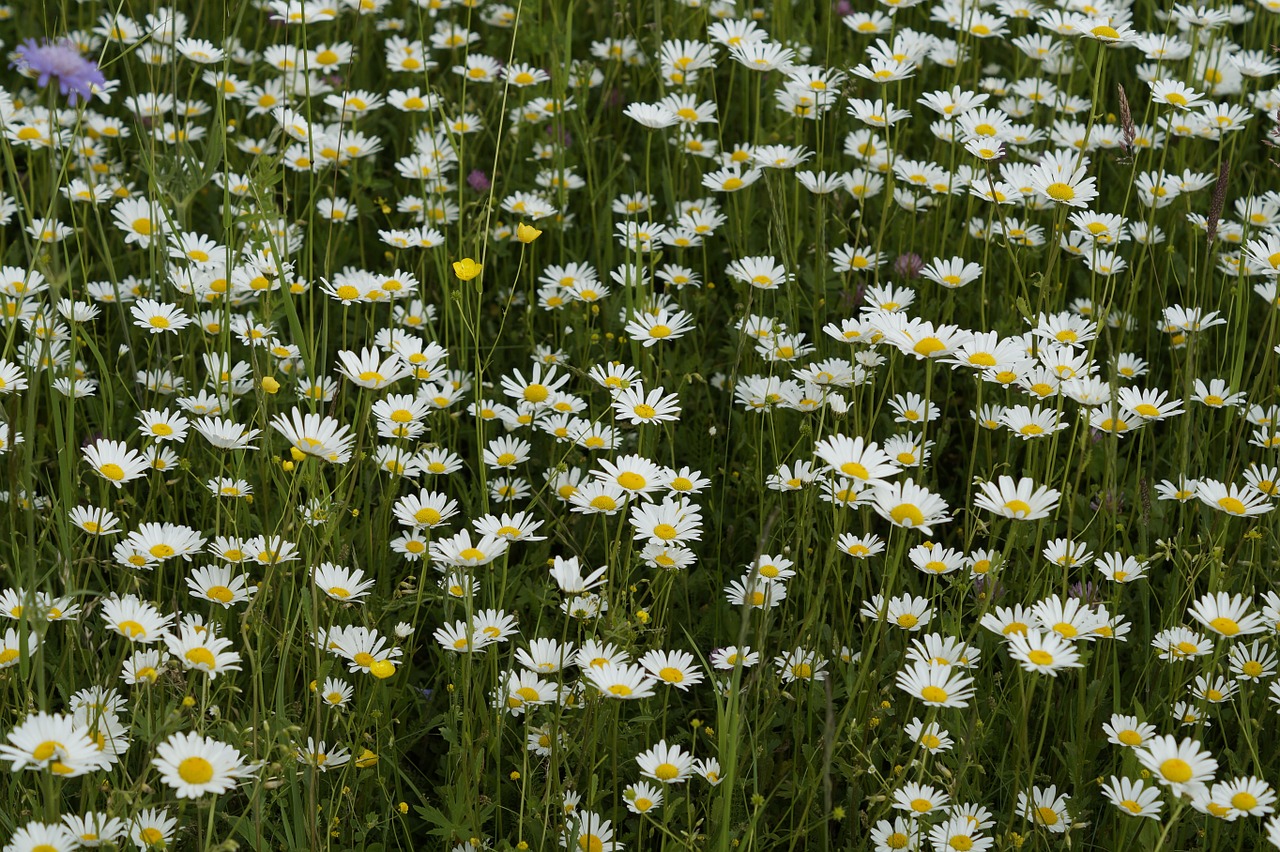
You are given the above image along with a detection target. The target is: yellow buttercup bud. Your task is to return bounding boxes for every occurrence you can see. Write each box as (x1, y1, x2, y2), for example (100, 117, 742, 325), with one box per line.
(453, 257, 482, 281)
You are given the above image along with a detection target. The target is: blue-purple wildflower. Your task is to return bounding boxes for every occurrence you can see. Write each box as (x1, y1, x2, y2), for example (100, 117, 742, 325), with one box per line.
(12, 39, 106, 105)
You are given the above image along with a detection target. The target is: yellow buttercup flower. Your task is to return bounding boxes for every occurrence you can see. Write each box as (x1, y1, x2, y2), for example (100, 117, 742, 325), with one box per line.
(453, 258, 482, 280)
(516, 223, 543, 243)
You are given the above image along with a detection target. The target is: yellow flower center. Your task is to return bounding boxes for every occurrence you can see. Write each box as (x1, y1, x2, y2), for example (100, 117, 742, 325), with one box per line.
(1208, 616, 1240, 635)
(1160, 758, 1193, 783)
(1004, 499, 1032, 516)
(207, 586, 234, 603)
(1045, 182, 1075, 201)
(1218, 497, 1247, 515)
(185, 647, 217, 669)
(890, 504, 925, 526)
(617, 472, 646, 490)
(117, 620, 147, 639)
(178, 756, 215, 785)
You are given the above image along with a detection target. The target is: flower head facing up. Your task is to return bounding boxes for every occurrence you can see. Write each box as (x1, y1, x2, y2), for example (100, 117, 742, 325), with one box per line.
(13, 39, 106, 105)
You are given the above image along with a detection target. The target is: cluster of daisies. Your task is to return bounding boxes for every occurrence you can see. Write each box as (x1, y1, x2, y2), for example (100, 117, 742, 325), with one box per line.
(5, 0, 1280, 848)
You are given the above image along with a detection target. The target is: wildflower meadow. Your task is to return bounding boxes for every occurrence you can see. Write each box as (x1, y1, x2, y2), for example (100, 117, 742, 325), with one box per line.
(7, 0, 1280, 849)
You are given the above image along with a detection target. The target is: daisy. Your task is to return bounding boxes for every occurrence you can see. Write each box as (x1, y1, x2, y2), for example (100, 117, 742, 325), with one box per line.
(639, 649, 705, 691)
(1191, 378, 1245, 408)
(473, 511, 546, 542)
(1016, 785, 1071, 834)
(207, 478, 251, 498)
(186, 565, 257, 608)
(1095, 552, 1149, 583)
(562, 812, 620, 852)
(1229, 640, 1278, 681)
(319, 677, 354, 710)
(61, 812, 125, 847)
(1118, 387, 1184, 420)
(514, 639, 576, 675)
(101, 594, 172, 642)
(725, 575, 787, 609)
(191, 417, 261, 450)
(813, 434, 900, 484)
(82, 439, 149, 488)
(773, 647, 824, 680)
(710, 646, 759, 669)
(1103, 776, 1163, 818)
(905, 717, 953, 754)
(68, 505, 120, 536)
(336, 346, 411, 390)
(862, 593, 932, 630)
(482, 435, 532, 470)
(121, 648, 169, 685)
(294, 738, 350, 772)
(624, 308, 696, 345)
(892, 781, 950, 816)
(583, 662, 657, 699)
(121, 807, 180, 852)
(928, 817, 993, 852)
(870, 481, 951, 534)
(313, 563, 377, 603)
(130, 299, 191, 334)
(110, 197, 165, 247)
(429, 530, 509, 568)
(1212, 776, 1276, 819)
(1006, 630, 1083, 675)
(0, 712, 104, 776)
(973, 476, 1061, 520)
(836, 533, 885, 559)
(0, 627, 37, 669)
(906, 633, 979, 669)
(1197, 480, 1273, 516)
(636, 741, 696, 782)
(497, 671, 557, 716)
(136, 409, 189, 442)
(166, 624, 241, 679)
(1153, 627, 1214, 661)
(1135, 735, 1218, 795)
(629, 497, 702, 545)
(701, 164, 762, 193)
(271, 408, 356, 463)
(612, 385, 682, 424)
(1188, 592, 1267, 637)
(152, 731, 256, 798)
(625, 781, 664, 815)
(895, 660, 975, 707)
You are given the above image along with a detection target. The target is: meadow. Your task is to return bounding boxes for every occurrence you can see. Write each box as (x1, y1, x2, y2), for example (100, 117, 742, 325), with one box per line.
(1, 0, 1280, 849)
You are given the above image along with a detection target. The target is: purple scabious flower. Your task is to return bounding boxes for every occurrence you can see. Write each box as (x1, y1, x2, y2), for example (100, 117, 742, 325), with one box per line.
(13, 39, 106, 106)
